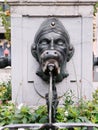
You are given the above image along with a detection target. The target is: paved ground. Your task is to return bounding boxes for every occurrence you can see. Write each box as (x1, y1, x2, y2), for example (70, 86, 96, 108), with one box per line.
(0, 67, 11, 83)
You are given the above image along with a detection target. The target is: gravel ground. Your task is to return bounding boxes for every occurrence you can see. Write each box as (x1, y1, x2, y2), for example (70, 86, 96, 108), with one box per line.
(0, 67, 11, 83)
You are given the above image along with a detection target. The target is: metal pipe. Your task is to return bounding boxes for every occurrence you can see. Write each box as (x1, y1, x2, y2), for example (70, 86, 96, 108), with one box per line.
(49, 71, 53, 124)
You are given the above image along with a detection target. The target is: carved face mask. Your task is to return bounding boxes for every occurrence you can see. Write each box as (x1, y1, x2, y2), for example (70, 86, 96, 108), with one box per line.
(31, 17, 74, 82)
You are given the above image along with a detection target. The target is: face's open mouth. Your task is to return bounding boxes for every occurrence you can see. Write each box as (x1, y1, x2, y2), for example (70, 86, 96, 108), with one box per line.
(42, 59, 60, 75)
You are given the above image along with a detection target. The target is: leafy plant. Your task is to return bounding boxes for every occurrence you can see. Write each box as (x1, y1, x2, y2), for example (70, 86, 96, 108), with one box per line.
(92, 89, 98, 104)
(94, 2, 98, 15)
(0, 2, 11, 41)
(13, 105, 34, 124)
(63, 90, 74, 110)
(0, 102, 15, 126)
(0, 81, 11, 104)
(32, 106, 48, 123)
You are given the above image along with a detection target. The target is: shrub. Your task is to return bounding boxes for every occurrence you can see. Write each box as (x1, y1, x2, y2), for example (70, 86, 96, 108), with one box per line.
(0, 81, 11, 104)
(0, 2, 11, 41)
(0, 81, 98, 130)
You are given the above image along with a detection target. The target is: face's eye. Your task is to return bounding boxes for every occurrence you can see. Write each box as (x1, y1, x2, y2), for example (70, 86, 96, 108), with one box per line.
(38, 39, 49, 46)
(56, 39, 65, 46)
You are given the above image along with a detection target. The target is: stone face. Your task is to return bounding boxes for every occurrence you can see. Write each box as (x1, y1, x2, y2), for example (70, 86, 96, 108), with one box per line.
(9, 0, 97, 106)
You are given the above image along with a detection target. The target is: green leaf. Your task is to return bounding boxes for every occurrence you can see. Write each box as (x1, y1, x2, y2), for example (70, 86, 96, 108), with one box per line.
(22, 117, 28, 123)
(39, 115, 47, 123)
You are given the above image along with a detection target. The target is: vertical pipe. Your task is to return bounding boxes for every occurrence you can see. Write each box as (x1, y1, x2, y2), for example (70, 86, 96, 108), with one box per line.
(49, 71, 53, 124)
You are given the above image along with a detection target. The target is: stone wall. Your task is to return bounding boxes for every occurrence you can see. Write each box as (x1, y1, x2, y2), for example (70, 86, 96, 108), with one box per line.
(8, 0, 97, 106)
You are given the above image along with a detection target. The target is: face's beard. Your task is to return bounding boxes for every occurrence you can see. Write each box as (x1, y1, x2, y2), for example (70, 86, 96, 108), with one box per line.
(42, 59, 60, 75)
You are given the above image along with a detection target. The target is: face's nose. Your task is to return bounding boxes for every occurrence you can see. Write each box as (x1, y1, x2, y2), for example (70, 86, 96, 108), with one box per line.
(49, 38, 54, 50)
(41, 50, 59, 59)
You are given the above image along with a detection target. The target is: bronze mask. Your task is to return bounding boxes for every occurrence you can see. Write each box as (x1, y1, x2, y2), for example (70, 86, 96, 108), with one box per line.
(31, 17, 74, 82)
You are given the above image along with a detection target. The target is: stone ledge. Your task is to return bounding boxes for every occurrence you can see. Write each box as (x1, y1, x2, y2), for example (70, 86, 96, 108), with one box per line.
(10, 5, 94, 17)
(8, 0, 97, 6)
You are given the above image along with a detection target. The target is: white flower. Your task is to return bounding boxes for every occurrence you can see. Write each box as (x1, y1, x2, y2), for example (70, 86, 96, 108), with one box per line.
(17, 103, 24, 110)
(64, 111, 68, 116)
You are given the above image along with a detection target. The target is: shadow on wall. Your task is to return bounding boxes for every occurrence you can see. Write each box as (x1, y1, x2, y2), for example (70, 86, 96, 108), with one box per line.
(93, 52, 98, 66)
